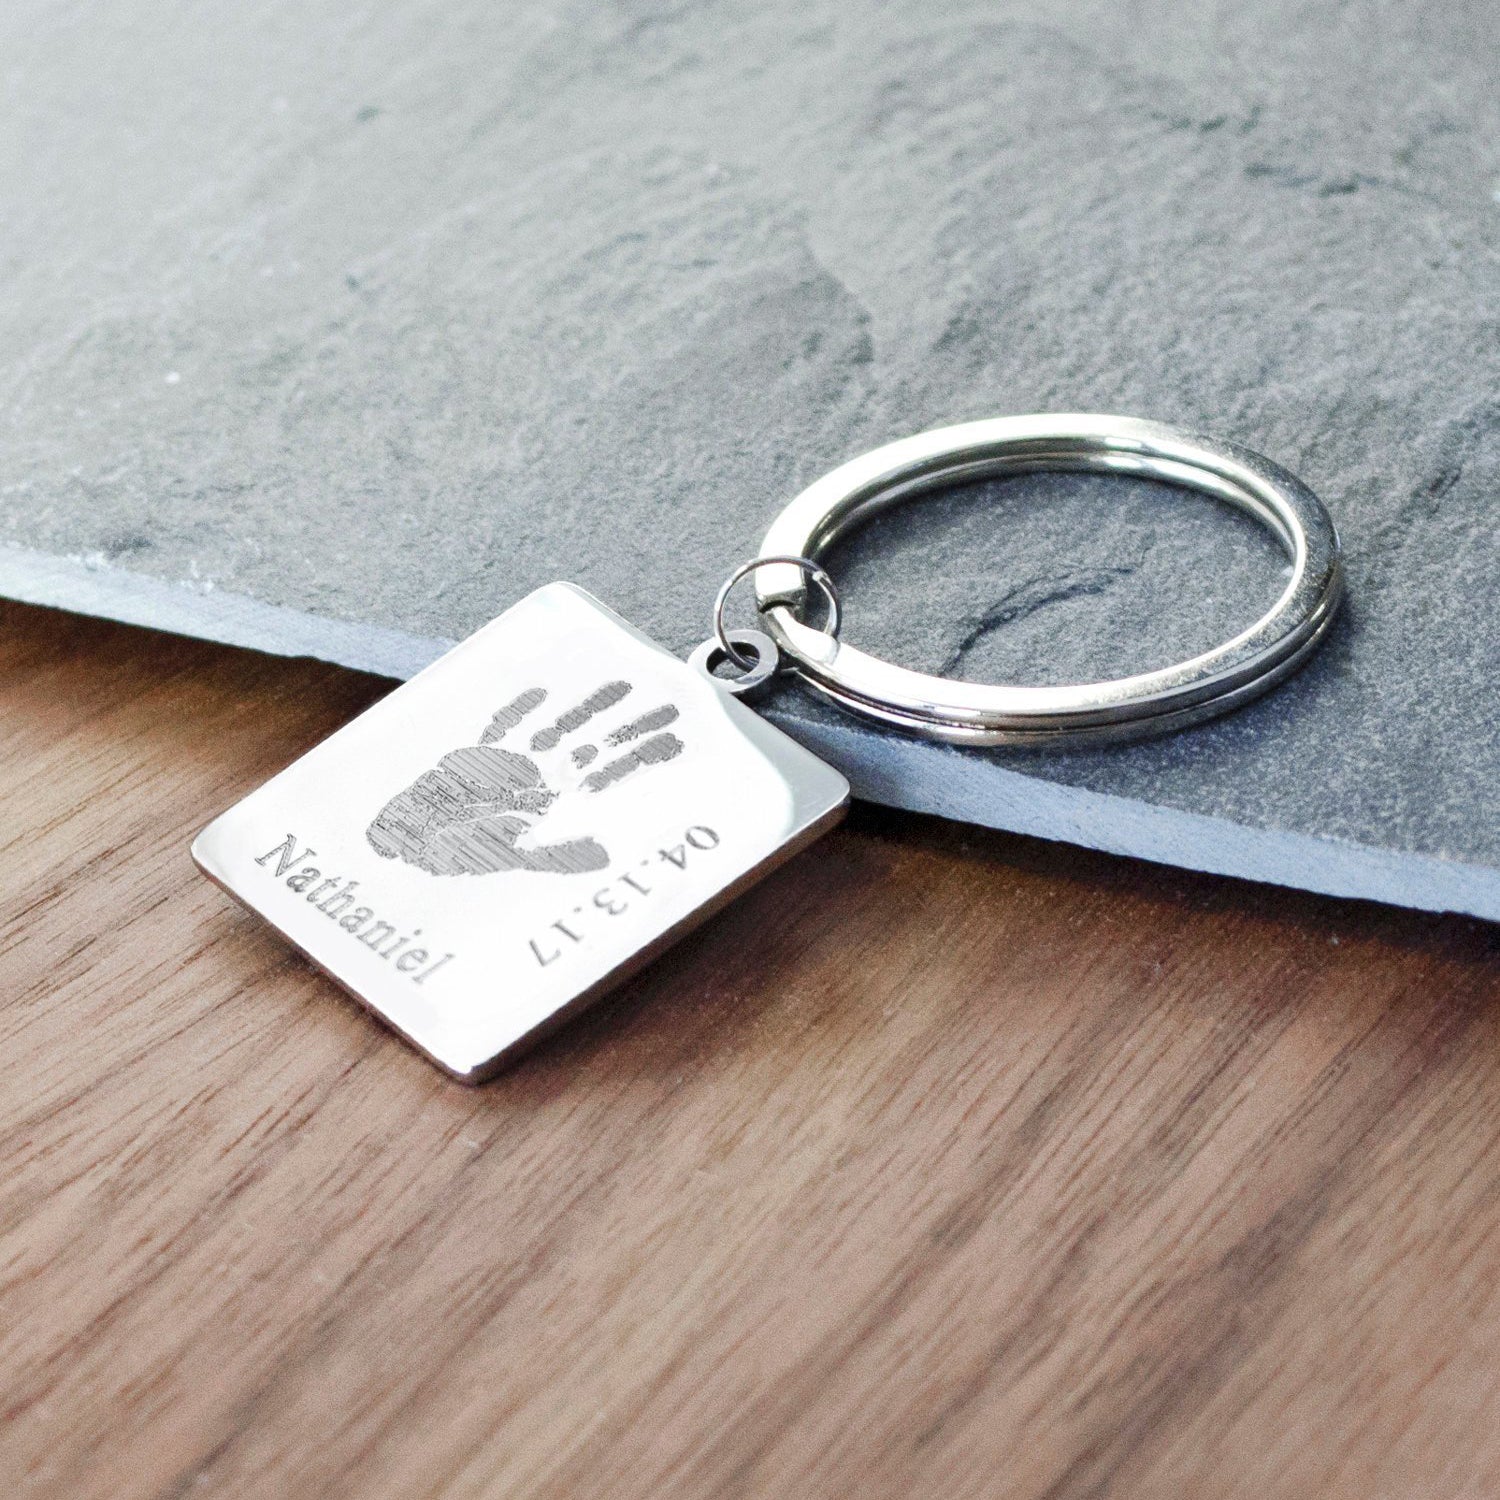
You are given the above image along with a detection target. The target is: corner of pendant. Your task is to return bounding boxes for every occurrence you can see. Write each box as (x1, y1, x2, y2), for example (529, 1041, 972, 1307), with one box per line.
(429, 1039, 526, 1087)
(529, 579, 605, 609)
(188, 818, 229, 885)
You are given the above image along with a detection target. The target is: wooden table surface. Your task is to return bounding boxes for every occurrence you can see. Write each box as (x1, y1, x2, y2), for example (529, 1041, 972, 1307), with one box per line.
(2, 598, 1498, 1499)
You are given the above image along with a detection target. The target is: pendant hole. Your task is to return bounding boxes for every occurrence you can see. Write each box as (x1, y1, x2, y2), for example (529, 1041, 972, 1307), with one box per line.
(706, 641, 761, 677)
(687, 628, 780, 699)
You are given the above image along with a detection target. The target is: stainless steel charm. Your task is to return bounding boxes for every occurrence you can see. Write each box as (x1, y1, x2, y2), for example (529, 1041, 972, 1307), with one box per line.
(751, 414, 1344, 745)
(193, 412, 1344, 1078)
(193, 584, 849, 1080)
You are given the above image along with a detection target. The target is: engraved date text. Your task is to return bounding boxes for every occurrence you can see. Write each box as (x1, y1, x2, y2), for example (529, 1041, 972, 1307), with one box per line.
(527, 826, 721, 966)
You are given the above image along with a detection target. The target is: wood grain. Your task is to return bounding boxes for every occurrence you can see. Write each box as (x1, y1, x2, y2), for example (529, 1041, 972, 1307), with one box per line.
(1, 597, 1497, 1500)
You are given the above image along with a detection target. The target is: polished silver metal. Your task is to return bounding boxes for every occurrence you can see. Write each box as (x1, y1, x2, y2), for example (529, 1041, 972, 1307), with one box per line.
(687, 627, 781, 700)
(714, 554, 840, 670)
(193, 584, 849, 1081)
(753, 414, 1344, 746)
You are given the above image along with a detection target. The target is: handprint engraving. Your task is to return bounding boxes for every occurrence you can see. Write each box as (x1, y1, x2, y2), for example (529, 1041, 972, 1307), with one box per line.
(366, 681, 683, 876)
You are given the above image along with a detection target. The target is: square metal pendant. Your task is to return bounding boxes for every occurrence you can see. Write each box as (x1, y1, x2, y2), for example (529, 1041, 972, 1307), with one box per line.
(192, 583, 849, 1080)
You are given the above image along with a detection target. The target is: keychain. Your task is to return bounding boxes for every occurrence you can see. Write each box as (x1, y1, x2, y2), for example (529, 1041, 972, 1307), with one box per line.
(193, 414, 1344, 1079)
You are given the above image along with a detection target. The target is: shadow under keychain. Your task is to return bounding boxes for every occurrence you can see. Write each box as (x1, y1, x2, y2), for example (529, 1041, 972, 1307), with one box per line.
(193, 415, 1343, 1080)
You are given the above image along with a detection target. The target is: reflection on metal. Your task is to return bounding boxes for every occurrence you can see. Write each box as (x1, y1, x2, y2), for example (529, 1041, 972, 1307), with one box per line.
(193, 584, 849, 1081)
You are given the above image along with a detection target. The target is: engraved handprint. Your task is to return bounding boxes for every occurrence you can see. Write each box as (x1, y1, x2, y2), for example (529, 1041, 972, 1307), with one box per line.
(366, 681, 683, 877)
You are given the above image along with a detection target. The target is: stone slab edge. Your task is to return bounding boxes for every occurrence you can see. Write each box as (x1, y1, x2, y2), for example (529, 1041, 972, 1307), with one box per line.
(4, 541, 1493, 924)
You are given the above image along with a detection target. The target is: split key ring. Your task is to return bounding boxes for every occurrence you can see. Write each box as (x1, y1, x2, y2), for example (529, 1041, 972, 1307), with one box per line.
(720, 413, 1344, 747)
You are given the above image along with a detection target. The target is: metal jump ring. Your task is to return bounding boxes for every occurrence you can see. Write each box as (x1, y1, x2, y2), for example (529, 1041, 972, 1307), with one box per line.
(751, 414, 1344, 747)
(713, 554, 841, 672)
